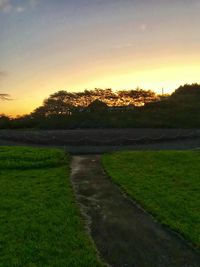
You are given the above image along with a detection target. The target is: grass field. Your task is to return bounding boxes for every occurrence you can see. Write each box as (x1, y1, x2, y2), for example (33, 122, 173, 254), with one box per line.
(103, 151, 200, 248)
(0, 147, 103, 267)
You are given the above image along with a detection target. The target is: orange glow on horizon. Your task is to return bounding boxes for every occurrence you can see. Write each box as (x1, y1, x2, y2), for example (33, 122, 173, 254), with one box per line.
(1, 62, 200, 117)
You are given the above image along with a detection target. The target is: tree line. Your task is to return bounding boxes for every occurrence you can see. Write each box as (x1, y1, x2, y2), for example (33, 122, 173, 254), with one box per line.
(32, 88, 158, 118)
(0, 84, 200, 129)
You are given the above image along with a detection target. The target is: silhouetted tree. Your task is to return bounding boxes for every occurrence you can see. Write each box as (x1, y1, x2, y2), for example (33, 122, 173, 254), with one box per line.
(117, 89, 158, 106)
(171, 83, 200, 97)
(0, 114, 10, 128)
(87, 99, 108, 112)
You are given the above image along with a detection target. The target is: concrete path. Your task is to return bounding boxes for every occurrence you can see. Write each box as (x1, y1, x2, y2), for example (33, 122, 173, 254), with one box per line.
(70, 155, 200, 267)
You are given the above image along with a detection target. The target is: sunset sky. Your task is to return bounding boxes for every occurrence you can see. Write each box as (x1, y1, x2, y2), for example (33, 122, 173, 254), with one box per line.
(1, 0, 200, 116)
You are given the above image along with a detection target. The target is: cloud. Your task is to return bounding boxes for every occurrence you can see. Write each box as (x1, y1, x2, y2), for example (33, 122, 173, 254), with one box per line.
(0, 71, 6, 78)
(113, 42, 134, 50)
(139, 23, 148, 31)
(0, 0, 12, 13)
(0, 0, 37, 13)
(0, 71, 7, 85)
(30, 0, 38, 8)
(16, 6, 26, 13)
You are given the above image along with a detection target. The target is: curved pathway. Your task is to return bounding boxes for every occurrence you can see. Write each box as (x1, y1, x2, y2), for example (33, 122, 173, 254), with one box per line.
(70, 155, 200, 267)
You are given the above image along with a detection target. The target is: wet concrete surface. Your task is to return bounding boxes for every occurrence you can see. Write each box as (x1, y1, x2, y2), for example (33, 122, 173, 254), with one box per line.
(70, 155, 200, 267)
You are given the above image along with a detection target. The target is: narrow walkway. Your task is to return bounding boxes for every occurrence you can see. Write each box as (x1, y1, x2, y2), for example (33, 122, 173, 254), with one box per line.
(70, 155, 200, 267)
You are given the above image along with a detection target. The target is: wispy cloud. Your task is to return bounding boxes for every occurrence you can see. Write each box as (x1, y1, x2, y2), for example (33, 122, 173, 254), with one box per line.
(0, 71, 7, 86)
(0, 0, 38, 13)
(0, 71, 6, 78)
(16, 6, 26, 13)
(139, 23, 148, 32)
(0, 0, 12, 13)
(30, 0, 38, 8)
(114, 43, 133, 49)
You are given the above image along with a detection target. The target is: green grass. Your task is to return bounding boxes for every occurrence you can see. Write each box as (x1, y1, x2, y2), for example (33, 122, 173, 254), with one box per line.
(103, 151, 200, 248)
(0, 147, 103, 267)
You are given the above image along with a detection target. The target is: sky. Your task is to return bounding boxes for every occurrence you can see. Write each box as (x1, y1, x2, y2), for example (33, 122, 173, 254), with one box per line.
(1, 0, 200, 116)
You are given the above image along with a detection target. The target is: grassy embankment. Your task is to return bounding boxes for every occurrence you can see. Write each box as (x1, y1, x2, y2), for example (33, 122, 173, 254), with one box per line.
(103, 151, 200, 248)
(0, 147, 104, 267)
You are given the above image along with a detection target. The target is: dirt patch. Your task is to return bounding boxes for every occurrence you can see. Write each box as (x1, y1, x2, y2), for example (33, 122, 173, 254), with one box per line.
(70, 155, 200, 267)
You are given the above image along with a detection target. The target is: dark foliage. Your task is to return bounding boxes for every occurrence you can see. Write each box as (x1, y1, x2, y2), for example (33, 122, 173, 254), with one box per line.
(1, 84, 200, 129)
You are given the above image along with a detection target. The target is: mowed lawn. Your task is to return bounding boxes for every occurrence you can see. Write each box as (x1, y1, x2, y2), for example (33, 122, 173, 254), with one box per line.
(0, 147, 103, 267)
(103, 151, 200, 248)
